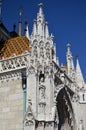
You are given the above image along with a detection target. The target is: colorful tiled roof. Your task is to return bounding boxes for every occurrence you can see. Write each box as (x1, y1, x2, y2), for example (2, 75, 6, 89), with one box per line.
(0, 36, 30, 59)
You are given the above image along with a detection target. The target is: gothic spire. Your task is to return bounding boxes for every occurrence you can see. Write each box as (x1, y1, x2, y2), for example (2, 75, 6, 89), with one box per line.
(39, 3, 43, 15)
(76, 56, 84, 87)
(37, 3, 44, 22)
(24, 20, 29, 39)
(66, 43, 74, 78)
(32, 19, 37, 36)
(67, 43, 71, 55)
(37, 3, 44, 36)
(18, 6, 22, 36)
(45, 22, 49, 38)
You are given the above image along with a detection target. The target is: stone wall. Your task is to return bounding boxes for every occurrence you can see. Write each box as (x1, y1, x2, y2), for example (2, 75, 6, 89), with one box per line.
(0, 77, 23, 130)
(78, 103, 86, 130)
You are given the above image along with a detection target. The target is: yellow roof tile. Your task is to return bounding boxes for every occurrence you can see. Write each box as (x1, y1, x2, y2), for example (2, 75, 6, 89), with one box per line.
(0, 36, 30, 59)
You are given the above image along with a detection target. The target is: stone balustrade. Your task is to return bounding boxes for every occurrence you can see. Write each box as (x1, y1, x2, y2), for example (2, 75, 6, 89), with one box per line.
(0, 52, 30, 73)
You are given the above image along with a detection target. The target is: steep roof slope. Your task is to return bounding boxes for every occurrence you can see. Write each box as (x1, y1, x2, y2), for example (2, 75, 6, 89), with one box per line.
(0, 36, 30, 59)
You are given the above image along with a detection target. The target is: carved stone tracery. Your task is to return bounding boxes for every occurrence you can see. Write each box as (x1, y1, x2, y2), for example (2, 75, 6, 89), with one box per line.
(0, 54, 29, 73)
(24, 100, 35, 126)
(0, 71, 22, 82)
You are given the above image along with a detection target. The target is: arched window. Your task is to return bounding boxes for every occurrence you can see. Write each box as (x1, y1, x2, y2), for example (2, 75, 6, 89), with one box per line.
(33, 39, 38, 46)
(46, 42, 50, 48)
(39, 41, 44, 47)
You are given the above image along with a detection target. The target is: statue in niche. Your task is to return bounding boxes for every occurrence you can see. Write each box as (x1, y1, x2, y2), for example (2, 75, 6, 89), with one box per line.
(40, 47, 44, 57)
(40, 88, 45, 99)
(39, 71, 45, 82)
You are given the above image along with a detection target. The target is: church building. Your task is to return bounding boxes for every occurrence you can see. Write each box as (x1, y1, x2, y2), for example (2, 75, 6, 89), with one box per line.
(0, 3, 86, 130)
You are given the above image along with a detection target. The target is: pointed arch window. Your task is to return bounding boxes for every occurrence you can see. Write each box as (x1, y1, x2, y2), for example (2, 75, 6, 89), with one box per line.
(33, 39, 38, 46)
(39, 40, 44, 47)
(46, 42, 50, 48)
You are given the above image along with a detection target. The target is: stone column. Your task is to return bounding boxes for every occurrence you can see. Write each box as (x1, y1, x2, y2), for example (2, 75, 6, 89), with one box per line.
(26, 66, 37, 115)
(22, 70, 27, 130)
(79, 120, 84, 130)
(38, 82, 46, 120)
(24, 100, 35, 130)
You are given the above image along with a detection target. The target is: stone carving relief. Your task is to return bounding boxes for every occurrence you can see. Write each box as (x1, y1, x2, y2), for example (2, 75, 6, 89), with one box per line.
(39, 85, 46, 100)
(33, 46, 38, 57)
(72, 94, 79, 102)
(39, 71, 45, 82)
(0, 54, 28, 72)
(40, 47, 44, 57)
(24, 100, 35, 126)
(46, 48, 50, 58)
(46, 42, 50, 48)
(39, 41, 44, 47)
(28, 66, 35, 74)
(0, 71, 22, 82)
(44, 66, 50, 77)
(33, 39, 38, 46)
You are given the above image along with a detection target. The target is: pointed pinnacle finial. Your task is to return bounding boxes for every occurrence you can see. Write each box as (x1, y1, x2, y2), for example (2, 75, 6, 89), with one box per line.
(19, 6, 22, 22)
(32, 19, 37, 36)
(76, 55, 79, 66)
(67, 43, 71, 48)
(67, 43, 71, 53)
(24, 20, 29, 39)
(38, 3, 43, 8)
(38, 3, 44, 16)
(76, 55, 85, 87)
(76, 55, 78, 60)
(18, 6, 22, 36)
(45, 22, 49, 38)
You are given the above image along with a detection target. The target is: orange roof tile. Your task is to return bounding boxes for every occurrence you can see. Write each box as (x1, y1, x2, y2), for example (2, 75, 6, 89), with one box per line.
(0, 36, 30, 59)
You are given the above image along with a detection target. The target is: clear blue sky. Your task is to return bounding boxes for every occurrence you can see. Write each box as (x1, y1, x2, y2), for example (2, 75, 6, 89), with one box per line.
(1, 0, 86, 81)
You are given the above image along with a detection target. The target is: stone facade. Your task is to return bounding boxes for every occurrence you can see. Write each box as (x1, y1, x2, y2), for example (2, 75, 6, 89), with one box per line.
(0, 3, 86, 130)
(0, 72, 23, 130)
